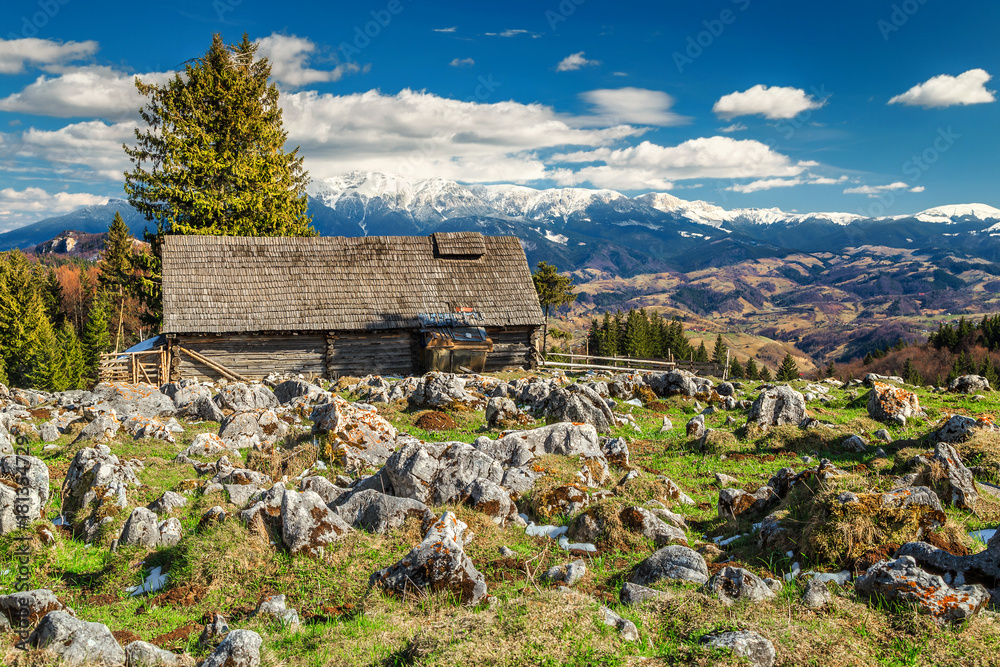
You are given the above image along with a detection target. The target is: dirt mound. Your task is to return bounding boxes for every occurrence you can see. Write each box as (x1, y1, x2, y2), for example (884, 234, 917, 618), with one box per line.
(414, 411, 457, 431)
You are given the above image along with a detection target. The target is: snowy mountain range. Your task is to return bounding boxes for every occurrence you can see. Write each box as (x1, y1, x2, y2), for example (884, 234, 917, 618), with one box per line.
(4, 171, 1000, 275)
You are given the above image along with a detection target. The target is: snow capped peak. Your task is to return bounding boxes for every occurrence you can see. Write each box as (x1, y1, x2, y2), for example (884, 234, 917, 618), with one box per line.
(910, 203, 1000, 223)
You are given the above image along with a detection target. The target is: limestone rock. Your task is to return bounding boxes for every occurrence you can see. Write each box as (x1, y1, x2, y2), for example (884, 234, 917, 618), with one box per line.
(619, 506, 688, 547)
(747, 385, 806, 427)
(544, 384, 615, 434)
(214, 383, 278, 413)
(218, 408, 289, 450)
(630, 545, 709, 586)
(370, 512, 487, 605)
(310, 396, 398, 470)
(705, 566, 776, 606)
(934, 414, 998, 443)
(464, 478, 517, 526)
(92, 382, 175, 419)
(867, 381, 921, 426)
(597, 605, 639, 641)
(620, 582, 668, 606)
(949, 375, 991, 394)
(280, 489, 351, 556)
(0, 589, 70, 628)
(801, 577, 832, 608)
(201, 629, 262, 667)
(333, 489, 433, 533)
(124, 640, 194, 667)
(63, 445, 139, 518)
(28, 610, 125, 666)
(484, 396, 525, 429)
(856, 555, 989, 622)
(701, 631, 775, 667)
(252, 594, 300, 628)
(0, 454, 49, 534)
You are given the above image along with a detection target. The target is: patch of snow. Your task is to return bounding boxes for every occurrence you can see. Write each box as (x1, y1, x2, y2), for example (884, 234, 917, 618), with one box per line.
(558, 536, 597, 552)
(544, 230, 569, 245)
(970, 528, 996, 544)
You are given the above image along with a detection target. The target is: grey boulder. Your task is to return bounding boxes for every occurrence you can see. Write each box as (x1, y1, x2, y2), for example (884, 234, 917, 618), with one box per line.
(28, 610, 125, 666)
(201, 629, 262, 667)
(630, 545, 709, 586)
(702, 630, 775, 667)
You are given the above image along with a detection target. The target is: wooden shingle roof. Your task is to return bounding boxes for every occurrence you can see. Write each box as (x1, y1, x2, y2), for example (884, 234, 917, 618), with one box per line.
(161, 233, 544, 334)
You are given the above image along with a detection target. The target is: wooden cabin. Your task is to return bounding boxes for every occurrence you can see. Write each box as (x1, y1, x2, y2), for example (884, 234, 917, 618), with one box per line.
(160, 232, 544, 381)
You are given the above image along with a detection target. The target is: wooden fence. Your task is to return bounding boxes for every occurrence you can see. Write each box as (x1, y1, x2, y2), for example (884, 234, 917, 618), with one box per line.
(98, 350, 169, 385)
(540, 353, 726, 378)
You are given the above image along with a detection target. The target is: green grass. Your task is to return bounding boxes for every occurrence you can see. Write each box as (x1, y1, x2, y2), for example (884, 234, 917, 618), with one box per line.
(5, 374, 1000, 666)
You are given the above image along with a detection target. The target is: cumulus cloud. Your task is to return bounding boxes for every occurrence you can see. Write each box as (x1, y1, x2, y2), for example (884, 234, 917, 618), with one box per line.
(843, 182, 910, 196)
(888, 69, 995, 108)
(549, 136, 812, 190)
(279, 88, 641, 183)
(449, 58, 475, 67)
(0, 38, 97, 74)
(0, 187, 108, 231)
(18, 120, 137, 181)
(580, 88, 689, 126)
(726, 174, 847, 193)
(713, 84, 825, 119)
(556, 52, 600, 72)
(0, 66, 173, 120)
(910, 185, 925, 193)
(255, 34, 360, 88)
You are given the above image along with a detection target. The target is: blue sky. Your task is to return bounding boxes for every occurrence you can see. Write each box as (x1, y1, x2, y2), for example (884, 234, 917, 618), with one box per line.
(0, 0, 997, 229)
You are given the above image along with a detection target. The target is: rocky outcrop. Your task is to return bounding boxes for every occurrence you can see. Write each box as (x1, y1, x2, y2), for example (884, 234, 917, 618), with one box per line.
(948, 374, 991, 394)
(310, 397, 398, 470)
(867, 381, 922, 426)
(907, 443, 979, 510)
(63, 445, 140, 523)
(28, 610, 125, 666)
(201, 629, 262, 667)
(701, 631, 775, 667)
(630, 545, 709, 586)
(544, 384, 615, 434)
(370, 512, 487, 605)
(218, 409, 289, 450)
(704, 566, 776, 606)
(119, 507, 182, 548)
(856, 555, 989, 622)
(214, 383, 278, 413)
(934, 414, 998, 443)
(333, 489, 433, 533)
(0, 454, 49, 534)
(747, 385, 806, 427)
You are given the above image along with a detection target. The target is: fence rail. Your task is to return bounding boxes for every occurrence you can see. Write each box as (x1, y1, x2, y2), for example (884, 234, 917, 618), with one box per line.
(99, 350, 168, 385)
(541, 353, 726, 378)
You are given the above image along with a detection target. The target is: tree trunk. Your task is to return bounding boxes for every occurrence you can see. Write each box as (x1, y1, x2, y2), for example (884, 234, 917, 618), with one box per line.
(115, 286, 125, 353)
(542, 305, 549, 359)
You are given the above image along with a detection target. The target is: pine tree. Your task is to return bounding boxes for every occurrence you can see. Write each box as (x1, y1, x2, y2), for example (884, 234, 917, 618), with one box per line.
(100, 212, 135, 350)
(124, 33, 316, 323)
(694, 341, 709, 362)
(863, 352, 874, 366)
(82, 290, 114, 379)
(711, 333, 728, 367)
(744, 357, 759, 381)
(758, 365, 773, 382)
(53, 321, 87, 391)
(729, 358, 744, 379)
(777, 353, 799, 381)
(532, 261, 577, 357)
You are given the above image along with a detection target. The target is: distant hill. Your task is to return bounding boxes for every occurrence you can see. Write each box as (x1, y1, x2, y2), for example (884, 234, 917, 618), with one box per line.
(0, 199, 151, 251)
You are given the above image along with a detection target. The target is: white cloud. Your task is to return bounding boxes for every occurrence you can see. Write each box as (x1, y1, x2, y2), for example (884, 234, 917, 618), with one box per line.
(580, 88, 689, 126)
(0, 66, 174, 120)
(450, 58, 475, 68)
(18, 120, 137, 181)
(888, 69, 995, 108)
(549, 136, 812, 190)
(433, 27, 458, 33)
(485, 29, 538, 38)
(556, 52, 601, 72)
(612, 72, 628, 77)
(0, 187, 108, 231)
(0, 38, 97, 75)
(279, 88, 641, 183)
(910, 185, 925, 192)
(255, 34, 360, 88)
(844, 182, 910, 196)
(719, 122, 747, 133)
(726, 174, 847, 193)
(713, 84, 825, 119)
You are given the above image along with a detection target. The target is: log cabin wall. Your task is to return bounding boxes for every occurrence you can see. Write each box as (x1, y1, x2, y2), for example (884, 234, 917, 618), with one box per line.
(325, 331, 417, 378)
(172, 333, 326, 381)
(484, 326, 538, 371)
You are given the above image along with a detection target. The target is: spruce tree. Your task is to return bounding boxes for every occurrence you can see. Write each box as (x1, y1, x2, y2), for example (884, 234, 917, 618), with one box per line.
(759, 365, 773, 382)
(729, 358, 744, 379)
(826, 360, 836, 378)
(53, 321, 87, 391)
(82, 290, 114, 379)
(711, 333, 728, 367)
(745, 357, 759, 381)
(124, 33, 316, 322)
(531, 261, 577, 357)
(27, 315, 59, 391)
(0, 251, 54, 387)
(777, 353, 799, 381)
(694, 341, 709, 362)
(100, 212, 135, 351)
